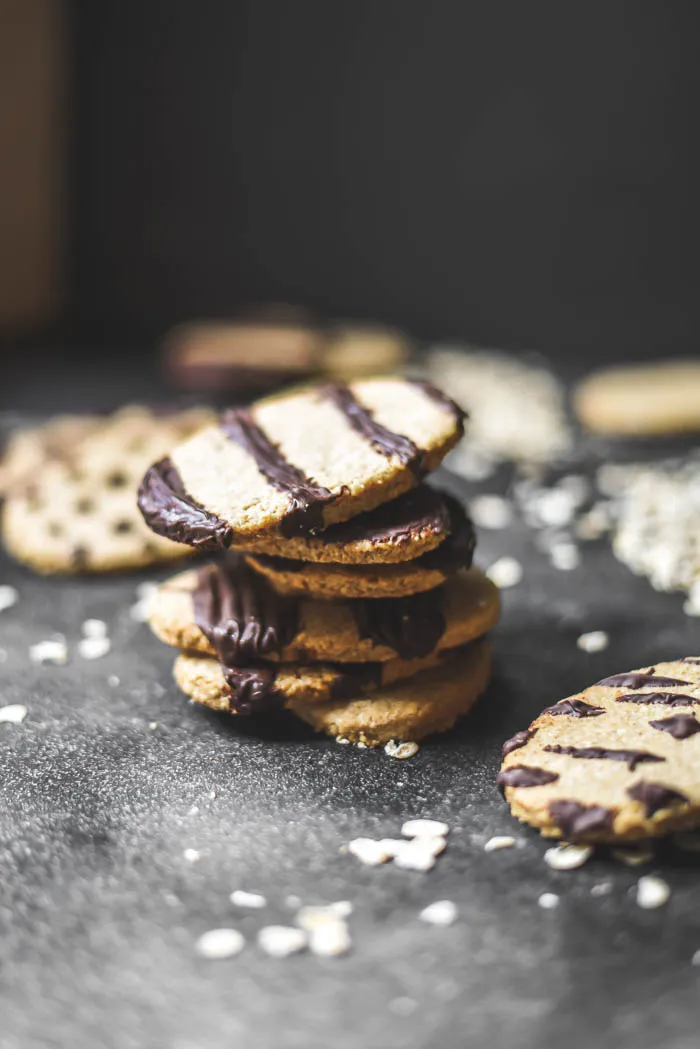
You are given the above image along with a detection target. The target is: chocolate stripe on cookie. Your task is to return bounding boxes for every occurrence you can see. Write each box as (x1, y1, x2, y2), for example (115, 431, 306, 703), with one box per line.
(549, 800, 614, 838)
(417, 496, 476, 573)
(501, 729, 536, 758)
(137, 457, 233, 550)
(355, 588, 446, 660)
(543, 699, 605, 718)
(221, 409, 337, 537)
(649, 714, 700, 739)
(497, 766, 558, 793)
(223, 665, 282, 716)
(411, 380, 467, 426)
(627, 781, 689, 816)
(319, 484, 451, 547)
(616, 691, 700, 707)
(597, 672, 690, 689)
(324, 384, 425, 475)
(543, 744, 664, 771)
(680, 657, 700, 664)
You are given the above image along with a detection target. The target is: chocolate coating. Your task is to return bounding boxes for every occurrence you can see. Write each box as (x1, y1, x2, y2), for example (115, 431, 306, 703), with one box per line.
(548, 800, 614, 838)
(318, 484, 450, 549)
(137, 457, 233, 550)
(543, 744, 664, 771)
(223, 665, 281, 715)
(543, 699, 605, 718)
(497, 766, 559, 795)
(501, 728, 536, 759)
(616, 691, 700, 707)
(597, 672, 690, 689)
(649, 714, 700, 739)
(627, 781, 689, 816)
(354, 588, 446, 660)
(324, 384, 425, 476)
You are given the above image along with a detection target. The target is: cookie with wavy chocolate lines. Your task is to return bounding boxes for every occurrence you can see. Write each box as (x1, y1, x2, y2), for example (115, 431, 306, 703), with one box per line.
(2, 406, 215, 574)
(244, 495, 475, 599)
(288, 638, 492, 746)
(137, 378, 464, 553)
(148, 556, 500, 665)
(498, 658, 700, 843)
(173, 644, 468, 716)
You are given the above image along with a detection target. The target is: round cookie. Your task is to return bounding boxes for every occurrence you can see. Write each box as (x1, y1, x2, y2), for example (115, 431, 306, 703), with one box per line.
(0, 414, 101, 495)
(244, 496, 475, 599)
(149, 558, 500, 664)
(320, 323, 411, 382)
(574, 360, 700, 436)
(498, 658, 700, 843)
(137, 378, 465, 553)
(288, 638, 492, 746)
(173, 645, 465, 715)
(2, 406, 215, 574)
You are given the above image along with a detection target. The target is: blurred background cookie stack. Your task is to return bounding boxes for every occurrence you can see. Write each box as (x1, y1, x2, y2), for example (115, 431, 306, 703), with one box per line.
(138, 376, 500, 749)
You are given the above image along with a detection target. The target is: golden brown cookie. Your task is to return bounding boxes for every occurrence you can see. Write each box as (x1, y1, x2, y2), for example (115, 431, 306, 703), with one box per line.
(498, 658, 700, 843)
(173, 644, 466, 715)
(149, 558, 500, 664)
(320, 324, 411, 382)
(288, 638, 492, 745)
(574, 360, 700, 436)
(137, 378, 465, 553)
(2, 406, 215, 574)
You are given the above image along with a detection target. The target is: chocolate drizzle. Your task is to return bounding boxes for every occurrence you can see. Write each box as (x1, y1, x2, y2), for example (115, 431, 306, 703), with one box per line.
(319, 485, 451, 548)
(137, 457, 233, 550)
(221, 409, 337, 537)
(354, 588, 446, 659)
(597, 672, 690, 689)
(681, 657, 700, 664)
(616, 691, 700, 707)
(543, 699, 605, 718)
(497, 766, 559, 794)
(649, 714, 700, 739)
(501, 728, 536, 758)
(627, 781, 689, 816)
(549, 801, 614, 839)
(222, 665, 281, 715)
(324, 384, 425, 476)
(543, 744, 664, 771)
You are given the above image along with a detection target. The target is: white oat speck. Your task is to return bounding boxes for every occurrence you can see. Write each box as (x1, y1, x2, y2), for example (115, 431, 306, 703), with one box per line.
(296, 902, 352, 930)
(402, 819, 449, 838)
(29, 639, 67, 665)
(469, 495, 513, 530)
(0, 704, 28, 725)
(419, 900, 457, 926)
(538, 893, 560, 910)
(385, 740, 419, 759)
(78, 636, 111, 660)
(486, 556, 522, 589)
(591, 881, 613, 897)
(635, 875, 670, 909)
(484, 836, 516, 852)
(195, 928, 245, 960)
(231, 890, 267, 909)
(108, 675, 120, 687)
(347, 838, 400, 866)
(308, 919, 351, 957)
(549, 542, 580, 571)
(544, 844, 593, 870)
(183, 848, 201, 863)
(257, 926, 307, 958)
(0, 585, 19, 613)
(81, 618, 107, 638)
(577, 631, 609, 653)
(393, 840, 441, 872)
(335, 736, 350, 745)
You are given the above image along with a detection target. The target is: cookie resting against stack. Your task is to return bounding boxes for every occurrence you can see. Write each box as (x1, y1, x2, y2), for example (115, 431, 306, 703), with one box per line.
(138, 377, 501, 746)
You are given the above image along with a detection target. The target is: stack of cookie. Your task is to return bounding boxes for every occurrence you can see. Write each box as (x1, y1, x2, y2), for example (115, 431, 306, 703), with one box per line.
(138, 378, 501, 747)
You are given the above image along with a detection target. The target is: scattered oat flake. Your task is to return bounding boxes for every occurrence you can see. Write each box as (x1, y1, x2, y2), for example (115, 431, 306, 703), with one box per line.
(419, 900, 457, 926)
(613, 847, 654, 867)
(231, 890, 267, 909)
(385, 740, 419, 759)
(29, 639, 67, 665)
(550, 542, 580, 571)
(538, 893, 560, 910)
(149, 721, 159, 730)
(577, 631, 609, 653)
(486, 557, 522, 589)
(347, 838, 400, 865)
(296, 903, 351, 930)
(469, 495, 513, 530)
(544, 844, 593, 870)
(636, 875, 670, 909)
(393, 841, 439, 872)
(183, 848, 201, 863)
(591, 881, 614, 897)
(0, 585, 19, 613)
(257, 926, 307, 958)
(484, 836, 516, 852)
(108, 675, 120, 687)
(82, 618, 107, 638)
(195, 928, 245, 960)
(78, 636, 111, 660)
(336, 736, 350, 745)
(0, 704, 27, 724)
(308, 920, 351, 957)
(402, 819, 449, 838)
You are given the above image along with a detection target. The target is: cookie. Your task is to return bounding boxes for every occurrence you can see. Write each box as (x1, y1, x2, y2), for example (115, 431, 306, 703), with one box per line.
(498, 658, 700, 843)
(2, 406, 215, 574)
(320, 324, 411, 381)
(149, 557, 500, 664)
(574, 360, 700, 436)
(173, 644, 467, 715)
(137, 378, 465, 552)
(288, 638, 492, 745)
(0, 414, 100, 495)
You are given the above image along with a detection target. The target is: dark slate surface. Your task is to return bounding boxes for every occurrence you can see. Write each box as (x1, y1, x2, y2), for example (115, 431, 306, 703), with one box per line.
(1, 409, 700, 1049)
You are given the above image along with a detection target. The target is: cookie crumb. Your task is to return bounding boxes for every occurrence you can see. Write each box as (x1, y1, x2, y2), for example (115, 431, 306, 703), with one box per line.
(402, 819, 449, 838)
(419, 900, 457, 926)
(195, 928, 245, 960)
(257, 926, 307, 958)
(469, 495, 513, 530)
(484, 836, 516, 852)
(538, 893, 560, 910)
(183, 848, 201, 863)
(612, 846, 654, 867)
(385, 740, 419, 759)
(635, 875, 670, 909)
(78, 636, 111, 660)
(231, 890, 267, 909)
(29, 638, 68, 665)
(0, 704, 28, 724)
(82, 618, 107, 638)
(544, 844, 593, 870)
(486, 557, 522, 589)
(577, 631, 609, 653)
(0, 585, 19, 613)
(591, 881, 614, 897)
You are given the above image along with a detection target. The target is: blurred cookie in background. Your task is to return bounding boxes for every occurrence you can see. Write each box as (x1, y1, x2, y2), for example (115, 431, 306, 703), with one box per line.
(321, 323, 411, 382)
(574, 359, 700, 436)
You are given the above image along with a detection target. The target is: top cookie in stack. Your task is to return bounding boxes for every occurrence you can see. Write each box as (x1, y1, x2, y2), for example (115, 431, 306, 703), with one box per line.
(138, 378, 500, 746)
